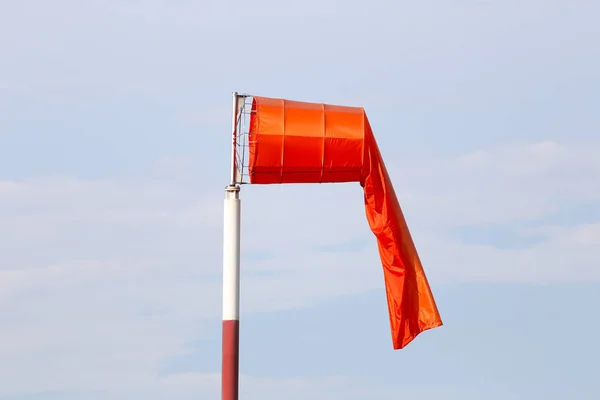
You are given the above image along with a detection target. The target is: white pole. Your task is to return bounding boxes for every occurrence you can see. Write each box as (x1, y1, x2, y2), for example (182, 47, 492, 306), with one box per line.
(222, 92, 241, 400)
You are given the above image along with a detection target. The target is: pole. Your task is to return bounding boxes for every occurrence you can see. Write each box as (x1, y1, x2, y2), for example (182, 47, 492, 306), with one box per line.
(222, 185, 241, 400)
(222, 92, 241, 400)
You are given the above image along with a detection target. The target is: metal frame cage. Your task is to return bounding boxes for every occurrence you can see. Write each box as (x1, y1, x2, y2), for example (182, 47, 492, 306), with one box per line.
(230, 93, 253, 186)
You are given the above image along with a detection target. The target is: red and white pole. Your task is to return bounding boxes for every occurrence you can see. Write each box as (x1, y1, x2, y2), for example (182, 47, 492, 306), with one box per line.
(222, 185, 240, 400)
(222, 92, 241, 400)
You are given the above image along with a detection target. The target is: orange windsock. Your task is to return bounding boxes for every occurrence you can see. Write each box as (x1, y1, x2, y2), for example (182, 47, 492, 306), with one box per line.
(248, 96, 442, 349)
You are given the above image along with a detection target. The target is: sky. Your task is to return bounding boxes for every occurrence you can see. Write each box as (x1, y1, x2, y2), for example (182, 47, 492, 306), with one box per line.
(1, 0, 599, 398)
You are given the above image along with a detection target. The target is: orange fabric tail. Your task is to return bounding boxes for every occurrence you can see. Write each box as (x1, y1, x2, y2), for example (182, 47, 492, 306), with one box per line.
(361, 119, 442, 349)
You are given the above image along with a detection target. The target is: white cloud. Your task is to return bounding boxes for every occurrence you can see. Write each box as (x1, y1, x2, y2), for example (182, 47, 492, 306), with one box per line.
(419, 222, 600, 284)
(391, 141, 600, 228)
(0, 138, 598, 397)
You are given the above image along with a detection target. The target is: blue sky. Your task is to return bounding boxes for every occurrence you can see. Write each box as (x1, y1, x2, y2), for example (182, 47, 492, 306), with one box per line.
(1, 0, 599, 398)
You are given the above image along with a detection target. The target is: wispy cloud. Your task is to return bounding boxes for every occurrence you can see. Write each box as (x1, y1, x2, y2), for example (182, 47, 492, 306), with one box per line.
(0, 138, 597, 398)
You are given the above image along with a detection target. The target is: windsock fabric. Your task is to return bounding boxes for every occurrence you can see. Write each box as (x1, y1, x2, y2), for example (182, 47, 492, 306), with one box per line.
(248, 96, 442, 349)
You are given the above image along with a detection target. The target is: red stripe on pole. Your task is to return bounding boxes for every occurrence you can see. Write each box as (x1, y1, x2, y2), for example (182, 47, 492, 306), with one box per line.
(222, 319, 239, 400)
